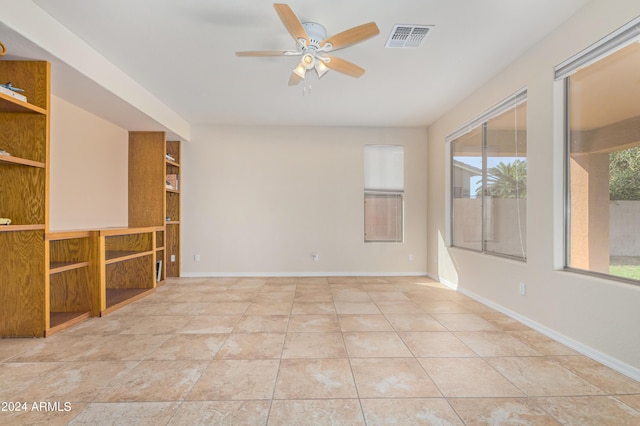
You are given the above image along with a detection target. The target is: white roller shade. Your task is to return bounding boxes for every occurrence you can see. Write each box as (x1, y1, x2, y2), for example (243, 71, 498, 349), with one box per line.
(364, 145, 404, 192)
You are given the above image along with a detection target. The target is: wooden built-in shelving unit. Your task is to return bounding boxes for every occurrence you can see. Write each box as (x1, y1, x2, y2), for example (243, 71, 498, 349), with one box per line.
(128, 132, 181, 280)
(0, 61, 50, 337)
(1, 61, 180, 336)
(165, 140, 181, 277)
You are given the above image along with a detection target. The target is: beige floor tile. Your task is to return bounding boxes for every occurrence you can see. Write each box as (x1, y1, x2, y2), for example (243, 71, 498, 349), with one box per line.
(233, 315, 290, 333)
(282, 332, 347, 358)
(268, 399, 365, 426)
(414, 300, 469, 313)
(487, 357, 605, 396)
(205, 292, 258, 302)
(331, 290, 372, 302)
(376, 301, 425, 314)
(399, 332, 478, 357)
(338, 314, 394, 331)
(506, 330, 580, 355)
(95, 360, 207, 402)
(552, 355, 640, 394)
(146, 334, 227, 360)
(343, 332, 413, 358)
(287, 314, 341, 332)
(535, 396, 640, 425)
(291, 301, 336, 315)
(187, 359, 280, 400)
(351, 358, 441, 398)
(431, 313, 499, 331)
(360, 398, 464, 425)
(334, 301, 381, 314)
(419, 358, 525, 397)
(17, 361, 138, 403)
(245, 301, 292, 315)
(215, 333, 285, 359)
(201, 302, 251, 315)
(118, 315, 192, 335)
(0, 362, 62, 400)
(448, 397, 561, 425)
(367, 291, 411, 302)
(454, 331, 542, 357)
(68, 402, 180, 426)
(616, 394, 640, 411)
(274, 358, 358, 399)
(478, 312, 533, 331)
(293, 292, 333, 303)
(169, 401, 270, 425)
(177, 315, 241, 334)
(257, 292, 296, 302)
(385, 313, 447, 331)
(1, 402, 88, 426)
(118, 302, 209, 316)
(0, 338, 41, 362)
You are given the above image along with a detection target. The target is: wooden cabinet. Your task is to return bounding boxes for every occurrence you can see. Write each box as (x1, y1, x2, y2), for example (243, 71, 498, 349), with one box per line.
(0, 61, 50, 337)
(128, 132, 181, 280)
(98, 227, 160, 316)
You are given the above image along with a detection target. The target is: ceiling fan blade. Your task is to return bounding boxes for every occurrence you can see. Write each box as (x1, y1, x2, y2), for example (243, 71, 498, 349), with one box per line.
(288, 72, 303, 86)
(320, 22, 380, 51)
(236, 50, 300, 57)
(273, 3, 309, 45)
(323, 56, 366, 78)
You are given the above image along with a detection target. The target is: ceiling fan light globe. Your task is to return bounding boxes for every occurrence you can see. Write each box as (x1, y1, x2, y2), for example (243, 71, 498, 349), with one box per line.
(315, 61, 329, 78)
(293, 63, 306, 79)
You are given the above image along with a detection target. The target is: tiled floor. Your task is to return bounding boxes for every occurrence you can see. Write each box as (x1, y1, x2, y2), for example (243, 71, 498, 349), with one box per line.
(2, 276, 640, 425)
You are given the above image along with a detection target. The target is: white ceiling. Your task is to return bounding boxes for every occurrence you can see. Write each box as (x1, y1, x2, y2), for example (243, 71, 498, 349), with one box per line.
(2, 0, 590, 134)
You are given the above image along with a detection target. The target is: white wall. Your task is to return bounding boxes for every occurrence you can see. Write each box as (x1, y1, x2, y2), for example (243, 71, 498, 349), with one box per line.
(428, 0, 640, 376)
(183, 125, 428, 276)
(49, 95, 128, 230)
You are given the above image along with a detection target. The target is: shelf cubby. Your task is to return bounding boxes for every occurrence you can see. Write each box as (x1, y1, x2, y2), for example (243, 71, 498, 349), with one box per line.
(98, 227, 157, 315)
(46, 230, 99, 335)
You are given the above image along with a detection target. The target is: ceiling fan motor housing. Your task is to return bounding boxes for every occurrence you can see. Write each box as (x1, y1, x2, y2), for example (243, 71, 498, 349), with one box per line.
(302, 22, 327, 49)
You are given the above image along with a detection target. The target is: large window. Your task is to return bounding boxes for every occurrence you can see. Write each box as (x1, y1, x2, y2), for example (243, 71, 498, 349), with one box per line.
(364, 145, 404, 243)
(558, 18, 640, 284)
(450, 91, 527, 260)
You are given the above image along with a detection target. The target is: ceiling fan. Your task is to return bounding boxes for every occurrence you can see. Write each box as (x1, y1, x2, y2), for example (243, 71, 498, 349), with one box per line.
(236, 3, 380, 86)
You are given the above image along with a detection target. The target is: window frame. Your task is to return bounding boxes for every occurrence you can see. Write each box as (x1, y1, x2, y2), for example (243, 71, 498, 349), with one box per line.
(448, 89, 528, 261)
(364, 144, 404, 244)
(557, 16, 640, 286)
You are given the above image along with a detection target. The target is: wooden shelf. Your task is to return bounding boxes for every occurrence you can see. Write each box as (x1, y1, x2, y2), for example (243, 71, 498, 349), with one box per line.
(0, 91, 47, 114)
(166, 188, 180, 194)
(0, 224, 45, 233)
(50, 261, 90, 274)
(0, 154, 46, 168)
(46, 311, 91, 337)
(104, 250, 153, 264)
(103, 288, 155, 316)
(166, 159, 180, 168)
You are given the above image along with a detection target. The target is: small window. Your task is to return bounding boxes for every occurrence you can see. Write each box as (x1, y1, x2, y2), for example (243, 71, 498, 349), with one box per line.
(364, 145, 404, 243)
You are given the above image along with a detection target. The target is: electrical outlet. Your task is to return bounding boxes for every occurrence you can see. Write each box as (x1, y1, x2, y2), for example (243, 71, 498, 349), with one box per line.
(312, 253, 319, 261)
(408, 254, 413, 261)
(194, 254, 200, 262)
(170, 254, 176, 262)
(519, 282, 526, 296)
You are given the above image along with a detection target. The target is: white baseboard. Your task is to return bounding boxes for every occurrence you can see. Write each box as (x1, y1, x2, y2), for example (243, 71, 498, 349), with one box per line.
(180, 271, 429, 278)
(456, 285, 640, 382)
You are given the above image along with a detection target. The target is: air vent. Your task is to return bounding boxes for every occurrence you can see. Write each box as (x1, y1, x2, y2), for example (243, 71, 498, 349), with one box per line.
(385, 24, 433, 48)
